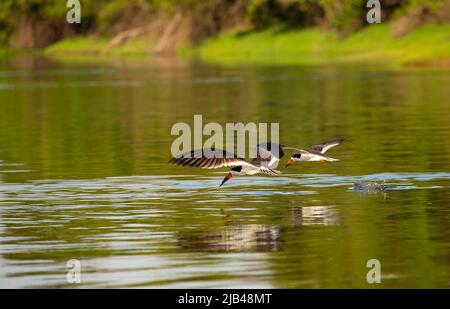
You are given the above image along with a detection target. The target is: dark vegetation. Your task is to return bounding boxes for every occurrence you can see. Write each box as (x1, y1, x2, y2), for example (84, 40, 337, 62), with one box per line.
(0, 0, 448, 52)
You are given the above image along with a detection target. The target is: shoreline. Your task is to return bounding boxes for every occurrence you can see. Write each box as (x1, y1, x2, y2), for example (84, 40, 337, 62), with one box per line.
(2, 23, 449, 68)
(183, 23, 450, 67)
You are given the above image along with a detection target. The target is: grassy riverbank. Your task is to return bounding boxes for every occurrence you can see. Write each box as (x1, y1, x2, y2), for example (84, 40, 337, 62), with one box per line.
(182, 23, 450, 66)
(43, 23, 450, 67)
(44, 36, 155, 58)
(1, 1, 448, 67)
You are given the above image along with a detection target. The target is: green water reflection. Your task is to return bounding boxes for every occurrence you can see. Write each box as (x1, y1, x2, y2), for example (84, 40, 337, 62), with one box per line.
(0, 56, 449, 288)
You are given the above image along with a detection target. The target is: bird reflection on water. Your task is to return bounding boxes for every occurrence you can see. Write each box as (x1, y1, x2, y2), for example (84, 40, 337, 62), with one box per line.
(288, 206, 339, 226)
(178, 224, 281, 253)
(178, 205, 340, 253)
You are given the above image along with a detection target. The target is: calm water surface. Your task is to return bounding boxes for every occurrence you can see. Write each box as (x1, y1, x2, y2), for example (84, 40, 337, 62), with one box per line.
(0, 56, 449, 288)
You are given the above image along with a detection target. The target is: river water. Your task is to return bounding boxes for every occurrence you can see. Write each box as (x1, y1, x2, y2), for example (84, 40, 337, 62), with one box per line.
(0, 56, 449, 288)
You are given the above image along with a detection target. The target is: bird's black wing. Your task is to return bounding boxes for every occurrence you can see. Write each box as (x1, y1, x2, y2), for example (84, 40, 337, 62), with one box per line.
(169, 149, 255, 169)
(309, 138, 345, 155)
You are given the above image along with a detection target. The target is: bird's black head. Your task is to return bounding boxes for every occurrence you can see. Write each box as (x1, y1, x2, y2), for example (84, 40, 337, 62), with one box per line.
(285, 153, 301, 168)
(231, 166, 242, 172)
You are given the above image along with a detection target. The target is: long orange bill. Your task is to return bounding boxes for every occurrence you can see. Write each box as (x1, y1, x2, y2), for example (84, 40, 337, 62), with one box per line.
(285, 159, 294, 168)
(219, 172, 233, 187)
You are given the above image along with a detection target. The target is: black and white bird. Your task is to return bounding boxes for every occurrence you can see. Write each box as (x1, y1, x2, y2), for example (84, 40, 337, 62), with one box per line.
(169, 142, 285, 187)
(285, 138, 345, 167)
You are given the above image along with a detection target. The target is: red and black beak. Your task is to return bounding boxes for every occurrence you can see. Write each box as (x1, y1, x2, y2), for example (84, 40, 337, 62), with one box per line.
(219, 172, 233, 187)
(285, 159, 294, 168)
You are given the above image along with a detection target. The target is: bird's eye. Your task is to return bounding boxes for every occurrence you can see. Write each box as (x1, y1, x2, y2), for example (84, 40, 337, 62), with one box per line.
(294, 154, 301, 158)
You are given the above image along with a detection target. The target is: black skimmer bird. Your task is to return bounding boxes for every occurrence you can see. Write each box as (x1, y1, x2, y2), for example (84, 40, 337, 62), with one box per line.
(285, 138, 345, 167)
(169, 142, 285, 187)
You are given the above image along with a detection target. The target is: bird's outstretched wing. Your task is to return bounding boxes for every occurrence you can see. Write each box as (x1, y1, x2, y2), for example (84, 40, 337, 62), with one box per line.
(258, 167, 282, 176)
(309, 138, 345, 154)
(251, 142, 284, 168)
(281, 146, 311, 154)
(169, 149, 255, 169)
(257, 142, 285, 159)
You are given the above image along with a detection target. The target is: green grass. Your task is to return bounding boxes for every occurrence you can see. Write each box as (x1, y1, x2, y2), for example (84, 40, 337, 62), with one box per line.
(182, 23, 450, 66)
(44, 35, 155, 58)
(42, 23, 450, 66)
(45, 37, 109, 55)
(0, 47, 44, 58)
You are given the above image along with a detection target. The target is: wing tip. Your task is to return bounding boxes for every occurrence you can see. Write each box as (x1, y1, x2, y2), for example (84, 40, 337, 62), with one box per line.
(337, 136, 346, 143)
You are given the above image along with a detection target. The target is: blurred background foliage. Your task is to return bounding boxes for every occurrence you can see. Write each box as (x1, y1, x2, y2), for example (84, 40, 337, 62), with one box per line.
(0, 0, 448, 49)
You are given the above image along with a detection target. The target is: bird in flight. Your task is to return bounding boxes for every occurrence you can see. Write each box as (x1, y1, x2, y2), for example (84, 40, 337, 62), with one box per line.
(285, 138, 345, 167)
(169, 142, 285, 187)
